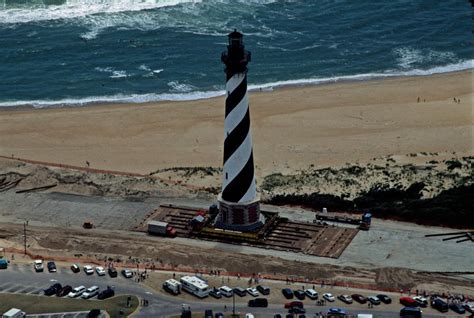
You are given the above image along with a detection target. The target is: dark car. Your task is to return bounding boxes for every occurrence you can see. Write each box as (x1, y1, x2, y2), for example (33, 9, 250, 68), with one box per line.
(249, 298, 268, 307)
(44, 283, 62, 296)
(214, 313, 224, 318)
(204, 309, 213, 318)
(327, 308, 346, 316)
(288, 307, 305, 314)
(209, 288, 222, 299)
(377, 294, 392, 304)
(87, 309, 101, 318)
(294, 290, 305, 300)
(47, 261, 57, 273)
(70, 264, 80, 273)
(108, 267, 118, 277)
(233, 287, 247, 297)
(282, 288, 294, 299)
(400, 307, 422, 318)
(56, 285, 72, 297)
(257, 285, 271, 295)
(285, 315, 293, 318)
(431, 297, 449, 313)
(97, 288, 115, 300)
(298, 315, 305, 318)
(274, 315, 282, 318)
(285, 301, 304, 309)
(351, 294, 367, 304)
(450, 303, 466, 314)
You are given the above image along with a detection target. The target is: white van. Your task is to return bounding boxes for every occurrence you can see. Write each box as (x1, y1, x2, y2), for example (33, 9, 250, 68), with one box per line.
(2, 308, 26, 318)
(305, 288, 318, 299)
(68, 285, 86, 298)
(81, 286, 99, 299)
(219, 286, 233, 297)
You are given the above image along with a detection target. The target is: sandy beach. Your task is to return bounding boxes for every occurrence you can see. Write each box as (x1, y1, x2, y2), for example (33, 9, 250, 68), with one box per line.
(0, 71, 472, 177)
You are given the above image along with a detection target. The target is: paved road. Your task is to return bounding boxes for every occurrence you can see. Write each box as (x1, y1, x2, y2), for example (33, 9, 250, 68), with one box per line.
(0, 264, 464, 318)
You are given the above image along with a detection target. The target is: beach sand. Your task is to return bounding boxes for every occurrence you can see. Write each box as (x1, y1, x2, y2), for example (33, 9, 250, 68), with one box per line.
(0, 71, 472, 178)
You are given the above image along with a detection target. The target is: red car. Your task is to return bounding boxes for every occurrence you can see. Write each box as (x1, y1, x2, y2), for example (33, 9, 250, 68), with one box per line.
(351, 294, 367, 304)
(400, 296, 418, 307)
(284, 301, 304, 309)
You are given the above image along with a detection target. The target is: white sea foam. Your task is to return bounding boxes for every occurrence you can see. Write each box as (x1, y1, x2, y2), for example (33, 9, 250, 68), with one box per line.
(1, 60, 471, 108)
(168, 81, 195, 92)
(0, 0, 203, 24)
(394, 47, 458, 69)
(0, 90, 225, 108)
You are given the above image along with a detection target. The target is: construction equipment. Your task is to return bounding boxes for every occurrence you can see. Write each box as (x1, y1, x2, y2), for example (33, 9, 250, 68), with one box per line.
(359, 213, 372, 230)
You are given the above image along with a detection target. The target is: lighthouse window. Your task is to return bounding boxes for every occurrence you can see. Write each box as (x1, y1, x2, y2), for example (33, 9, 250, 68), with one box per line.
(226, 173, 228, 180)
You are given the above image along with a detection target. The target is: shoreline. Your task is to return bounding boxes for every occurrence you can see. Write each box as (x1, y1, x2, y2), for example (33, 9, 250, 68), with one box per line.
(0, 68, 472, 111)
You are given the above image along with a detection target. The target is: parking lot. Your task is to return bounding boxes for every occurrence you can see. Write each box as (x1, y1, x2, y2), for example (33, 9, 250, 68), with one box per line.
(26, 311, 103, 318)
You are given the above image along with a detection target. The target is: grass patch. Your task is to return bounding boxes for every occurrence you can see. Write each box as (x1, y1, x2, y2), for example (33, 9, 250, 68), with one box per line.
(0, 293, 138, 317)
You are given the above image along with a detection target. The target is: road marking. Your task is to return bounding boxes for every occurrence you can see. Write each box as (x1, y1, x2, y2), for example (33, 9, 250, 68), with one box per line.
(3, 284, 23, 292)
(16, 285, 34, 293)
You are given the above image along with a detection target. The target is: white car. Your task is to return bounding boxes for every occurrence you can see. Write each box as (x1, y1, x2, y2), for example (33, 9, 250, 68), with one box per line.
(323, 293, 335, 302)
(246, 288, 259, 297)
(83, 265, 94, 275)
(95, 266, 106, 276)
(245, 314, 254, 318)
(305, 288, 318, 300)
(464, 302, 474, 313)
(81, 286, 99, 299)
(33, 260, 44, 272)
(68, 285, 86, 298)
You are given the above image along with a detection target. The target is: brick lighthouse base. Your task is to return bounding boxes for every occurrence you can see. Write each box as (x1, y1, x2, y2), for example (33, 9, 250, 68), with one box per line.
(214, 194, 264, 232)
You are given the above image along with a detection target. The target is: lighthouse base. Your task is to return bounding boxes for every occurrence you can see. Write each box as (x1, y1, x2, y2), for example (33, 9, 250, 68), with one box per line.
(214, 195, 264, 232)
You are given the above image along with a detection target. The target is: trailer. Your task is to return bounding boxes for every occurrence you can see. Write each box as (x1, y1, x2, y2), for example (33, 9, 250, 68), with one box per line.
(147, 221, 176, 238)
(180, 275, 209, 298)
(163, 279, 181, 295)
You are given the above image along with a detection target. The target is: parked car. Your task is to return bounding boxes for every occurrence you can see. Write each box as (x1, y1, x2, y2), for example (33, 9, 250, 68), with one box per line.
(294, 290, 305, 300)
(323, 293, 335, 302)
(400, 307, 422, 318)
(204, 309, 213, 318)
(285, 315, 293, 318)
(327, 308, 346, 316)
(257, 285, 270, 295)
(282, 288, 294, 299)
(234, 287, 247, 297)
(97, 287, 115, 300)
(56, 285, 72, 297)
(351, 294, 367, 304)
(215, 313, 224, 318)
(431, 297, 448, 312)
(247, 288, 259, 297)
(70, 263, 80, 273)
(68, 285, 86, 298)
(209, 288, 222, 299)
(245, 314, 254, 318)
(47, 261, 57, 273)
(377, 294, 392, 304)
(413, 296, 428, 307)
(33, 259, 44, 272)
(464, 302, 474, 313)
(219, 286, 233, 297)
(248, 298, 268, 307)
(122, 269, 133, 278)
(284, 301, 304, 309)
(400, 296, 418, 307)
(450, 303, 465, 314)
(95, 266, 106, 276)
(87, 309, 101, 318)
(273, 314, 282, 318)
(304, 289, 318, 300)
(368, 296, 381, 305)
(83, 265, 94, 275)
(338, 294, 353, 304)
(288, 308, 305, 314)
(108, 267, 117, 277)
(44, 283, 62, 296)
(82, 286, 100, 299)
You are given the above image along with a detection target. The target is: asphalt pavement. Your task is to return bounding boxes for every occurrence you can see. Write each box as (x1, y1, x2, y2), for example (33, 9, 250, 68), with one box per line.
(0, 264, 464, 318)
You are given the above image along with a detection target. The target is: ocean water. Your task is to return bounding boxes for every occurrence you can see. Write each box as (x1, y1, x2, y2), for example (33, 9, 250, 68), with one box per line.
(0, 0, 472, 108)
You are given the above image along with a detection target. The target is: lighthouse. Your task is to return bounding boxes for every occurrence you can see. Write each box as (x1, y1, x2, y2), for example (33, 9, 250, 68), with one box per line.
(215, 30, 263, 231)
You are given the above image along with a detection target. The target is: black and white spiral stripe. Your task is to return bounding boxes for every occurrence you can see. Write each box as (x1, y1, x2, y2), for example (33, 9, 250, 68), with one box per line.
(221, 71, 256, 203)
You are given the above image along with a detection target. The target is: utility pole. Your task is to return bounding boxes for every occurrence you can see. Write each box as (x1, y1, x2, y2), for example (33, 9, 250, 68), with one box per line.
(23, 221, 27, 255)
(232, 290, 235, 317)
